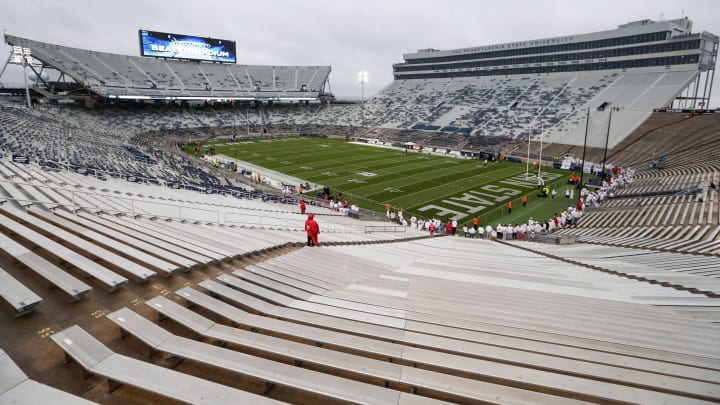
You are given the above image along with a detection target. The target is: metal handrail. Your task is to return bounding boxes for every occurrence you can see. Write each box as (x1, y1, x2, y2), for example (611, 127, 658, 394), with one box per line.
(364, 225, 408, 234)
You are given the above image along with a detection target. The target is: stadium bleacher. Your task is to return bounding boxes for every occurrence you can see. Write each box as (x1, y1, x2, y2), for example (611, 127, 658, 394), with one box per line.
(1, 18, 719, 404)
(6, 35, 330, 100)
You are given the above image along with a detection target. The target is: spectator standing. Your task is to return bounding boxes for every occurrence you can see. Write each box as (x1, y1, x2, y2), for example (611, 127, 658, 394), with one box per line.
(305, 214, 320, 247)
(299, 198, 306, 214)
(428, 222, 435, 237)
(451, 219, 458, 236)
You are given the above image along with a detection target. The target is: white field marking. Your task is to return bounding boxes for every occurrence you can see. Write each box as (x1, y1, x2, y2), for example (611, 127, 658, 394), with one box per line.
(367, 167, 528, 210)
(349, 164, 520, 198)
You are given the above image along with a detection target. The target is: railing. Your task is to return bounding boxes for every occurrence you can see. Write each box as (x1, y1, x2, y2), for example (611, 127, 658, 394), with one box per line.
(364, 225, 407, 234)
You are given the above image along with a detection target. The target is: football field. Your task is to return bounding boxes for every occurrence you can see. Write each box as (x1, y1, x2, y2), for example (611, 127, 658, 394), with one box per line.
(203, 137, 580, 226)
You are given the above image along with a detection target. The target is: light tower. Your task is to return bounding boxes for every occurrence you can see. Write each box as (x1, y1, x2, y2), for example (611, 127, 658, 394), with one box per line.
(8, 46, 35, 108)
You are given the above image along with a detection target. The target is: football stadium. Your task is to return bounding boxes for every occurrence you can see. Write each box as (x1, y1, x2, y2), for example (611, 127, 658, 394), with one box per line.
(0, 8, 719, 404)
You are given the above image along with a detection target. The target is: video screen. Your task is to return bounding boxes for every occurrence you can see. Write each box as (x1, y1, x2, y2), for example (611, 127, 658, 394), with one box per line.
(139, 30, 236, 63)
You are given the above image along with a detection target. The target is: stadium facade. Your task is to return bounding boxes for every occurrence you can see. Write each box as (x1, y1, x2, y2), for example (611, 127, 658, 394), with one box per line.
(396, 17, 715, 97)
(381, 17, 718, 148)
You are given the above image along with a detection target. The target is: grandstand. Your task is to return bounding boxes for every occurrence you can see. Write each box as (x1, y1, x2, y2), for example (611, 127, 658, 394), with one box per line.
(0, 16, 719, 405)
(387, 17, 717, 149)
(4, 34, 330, 101)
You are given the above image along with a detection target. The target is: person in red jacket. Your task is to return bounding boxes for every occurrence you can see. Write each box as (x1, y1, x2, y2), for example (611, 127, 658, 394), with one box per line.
(507, 200, 513, 214)
(522, 195, 528, 207)
(299, 198, 306, 214)
(428, 221, 435, 237)
(445, 220, 453, 235)
(305, 214, 320, 246)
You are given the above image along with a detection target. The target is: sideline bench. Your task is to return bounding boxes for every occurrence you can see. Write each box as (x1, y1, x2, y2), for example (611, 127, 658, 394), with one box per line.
(0, 266, 42, 316)
(50, 325, 284, 405)
(0, 348, 96, 404)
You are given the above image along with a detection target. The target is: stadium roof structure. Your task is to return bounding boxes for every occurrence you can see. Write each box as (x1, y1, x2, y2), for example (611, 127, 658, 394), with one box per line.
(396, 18, 717, 102)
(3, 34, 331, 102)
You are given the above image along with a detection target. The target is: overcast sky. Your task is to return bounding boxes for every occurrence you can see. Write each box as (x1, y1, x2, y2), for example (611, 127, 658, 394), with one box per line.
(0, 0, 718, 106)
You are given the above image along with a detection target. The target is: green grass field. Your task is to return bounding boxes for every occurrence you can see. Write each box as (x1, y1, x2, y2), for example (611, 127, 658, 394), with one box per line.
(199, 137, 580, 227)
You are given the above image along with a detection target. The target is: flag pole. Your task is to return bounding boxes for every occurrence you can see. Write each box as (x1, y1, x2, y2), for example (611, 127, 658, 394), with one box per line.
(525, 122, 532, 179)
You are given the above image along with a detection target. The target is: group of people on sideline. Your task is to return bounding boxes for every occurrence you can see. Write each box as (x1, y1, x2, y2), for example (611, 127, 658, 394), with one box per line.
(298, 167, 634, 246)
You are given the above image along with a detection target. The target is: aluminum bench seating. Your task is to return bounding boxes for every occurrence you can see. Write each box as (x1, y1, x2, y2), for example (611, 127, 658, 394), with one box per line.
(203, 275, 720, 375)
(98, 214, 224, 261)
(73, 212, 208, 265)
(0, 161, 19, 179)
(50, 325, 284, 405)
(243, 265, 329, 295)
(0, 231, 91, 301)
(54, 210, 195, 268)
(0, 266, 42, 316)
(217, 273, 408, 321)
(2, 206, 156, 282)
(31, 209, 179, 275)
(0, 180, 34, 207)
(0, 210, 128, 291)
(107, 307, 451, 405)
(133, 217, 241, 257)
(195, 224, 281, 253)
(0, 348, 96, 404)
(173, 287, 718, 404)
(144, 295, 590, 405)
(14, 181, 60, 210)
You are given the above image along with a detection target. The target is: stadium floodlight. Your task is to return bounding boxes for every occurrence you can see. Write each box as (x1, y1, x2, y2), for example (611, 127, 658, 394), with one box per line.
(11, 46, 35, 108)
(358, 71, 368, 126)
